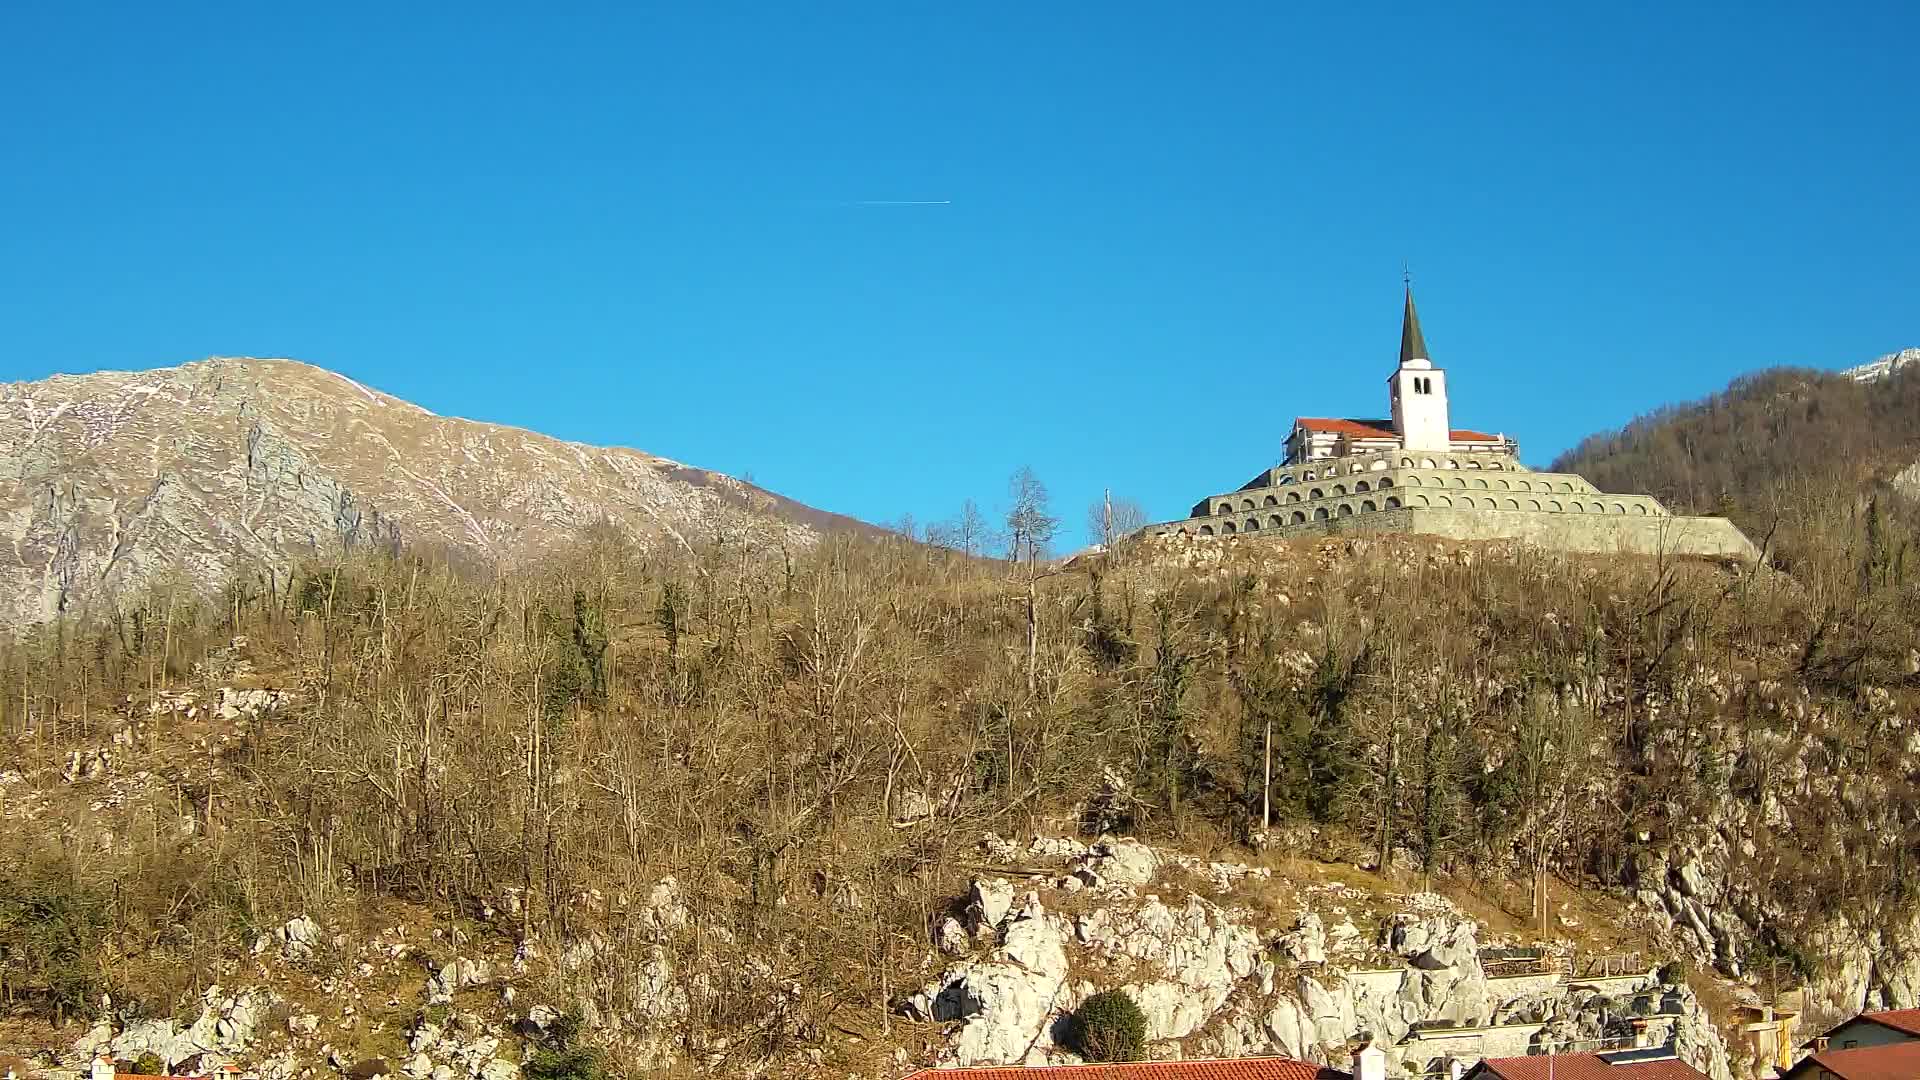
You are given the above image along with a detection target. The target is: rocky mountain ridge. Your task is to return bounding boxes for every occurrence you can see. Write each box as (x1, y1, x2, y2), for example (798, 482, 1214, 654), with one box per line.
(0, 357, 871, 626)
(1843, 347, 1920, 382)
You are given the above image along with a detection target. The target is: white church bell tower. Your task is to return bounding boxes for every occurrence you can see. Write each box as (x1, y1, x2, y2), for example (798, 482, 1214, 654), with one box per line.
(1388, 284, 1452, 452)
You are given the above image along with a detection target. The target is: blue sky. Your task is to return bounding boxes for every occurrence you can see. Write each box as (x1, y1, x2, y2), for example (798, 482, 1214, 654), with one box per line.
(4, 3, 1917, 549)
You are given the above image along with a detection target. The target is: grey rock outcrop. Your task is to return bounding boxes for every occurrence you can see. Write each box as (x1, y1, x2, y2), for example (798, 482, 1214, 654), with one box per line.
(0, 357, 870, 625)
(75, 986, 279, 1067)
(912, 836, 1736, 1080)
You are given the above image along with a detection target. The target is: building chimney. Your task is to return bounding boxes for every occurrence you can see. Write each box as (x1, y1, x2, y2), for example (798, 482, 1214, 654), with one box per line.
(1353, 1040, 1387, 1080)
(92, 1056, 117, 1080)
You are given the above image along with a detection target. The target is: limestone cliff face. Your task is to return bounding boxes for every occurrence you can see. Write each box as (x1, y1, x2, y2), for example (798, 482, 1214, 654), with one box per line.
(905, 836, 1734, 1079)
(0, 358, 867, 624)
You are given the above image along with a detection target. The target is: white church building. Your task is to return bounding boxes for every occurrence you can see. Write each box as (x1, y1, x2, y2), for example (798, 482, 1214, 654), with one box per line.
(1138, 286, 1758, 560)
(1282, 288, 1516, 464)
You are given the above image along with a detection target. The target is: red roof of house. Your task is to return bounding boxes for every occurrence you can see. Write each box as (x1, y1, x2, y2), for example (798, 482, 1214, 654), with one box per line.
(1292, 418, 1502, 444)
(1859, 1009, 1920, 1037)
(901, 1058, 1347, 1080)
(1789, 1040, 1920, 1080)
(1473, 1053, 1708, 1080)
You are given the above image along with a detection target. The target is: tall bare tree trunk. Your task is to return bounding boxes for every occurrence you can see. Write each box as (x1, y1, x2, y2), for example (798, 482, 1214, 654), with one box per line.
(1261, 716, 1272, 831)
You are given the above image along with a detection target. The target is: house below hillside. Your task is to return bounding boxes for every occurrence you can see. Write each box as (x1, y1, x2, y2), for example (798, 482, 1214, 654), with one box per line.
(1466, 1046, 1710, 1080)
(1781, 1039, 1920, 1080)
(1806, 1009, 1920, 1052)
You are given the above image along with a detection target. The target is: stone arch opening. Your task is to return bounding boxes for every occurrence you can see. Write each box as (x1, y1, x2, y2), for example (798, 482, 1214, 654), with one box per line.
(1277, 474, 1294, 485)
(1414, 495, 1430, 507)
(1263, 494, 1278, 507)
(1569, 503, 1583, 513)
(1378, 476, 1394, 488)
(1406, 475, 1422, 486)
(1503, 498, 1519, 510)
(1246, 518, 1261, 531)
(1355, 480, 1371, 493)
(1590, 502, 1606, 514)
(1420, 458, 1438, 469)
(1361, 499, 1377, 512)
(1474, 478, 1489, 489)
(1332, 483, 1348, 496)
(1287, 491, 1302, 503)
(1268, 514, 1284, 528)
(1385, 496, 1402, 509)
(1313, 507, 1329, 521)
(1310, 488, 1324, 500)
(1633, 504, 1648, 515)
(1400, 457, 1414, 467)
(1496, 479, 1510, 490)
(1445, 459, 1459, 469)
(1290, 511, 1307, 525)
(1337, 503, 1355, 517)
(1549, 500, 1563, 512)
(1222, 520, 1238, 533)
(1466, 459, 1483, 470)
(1241, 498, 1256, 511)
(1528, 500, 1541, 511)
(1217, 502, 1234, 515)
(1611, 503, 1626, 514)
(1199, 524, 1214, 535)
(1370, 459, 1388, 471)
(1451, 477, 1468, 488)
(1436, 495, 1453, 508)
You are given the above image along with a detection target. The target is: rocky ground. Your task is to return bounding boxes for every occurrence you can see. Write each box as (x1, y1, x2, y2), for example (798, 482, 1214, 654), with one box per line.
(900, 834, 1731, 1078)
(3, 819, 1748, 1080)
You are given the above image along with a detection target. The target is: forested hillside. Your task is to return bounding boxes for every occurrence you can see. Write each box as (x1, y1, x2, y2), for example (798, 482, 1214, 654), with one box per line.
(1552, 365, 1920, 571)
(2, 477, 1917, 1074)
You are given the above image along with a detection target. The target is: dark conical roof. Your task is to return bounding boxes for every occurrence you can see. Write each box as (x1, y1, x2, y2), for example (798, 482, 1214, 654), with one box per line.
(1399, 285, 1430, 365)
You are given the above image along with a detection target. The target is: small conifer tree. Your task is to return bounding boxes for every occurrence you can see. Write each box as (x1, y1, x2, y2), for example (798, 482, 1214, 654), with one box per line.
(1070, 989, 1148, 1062)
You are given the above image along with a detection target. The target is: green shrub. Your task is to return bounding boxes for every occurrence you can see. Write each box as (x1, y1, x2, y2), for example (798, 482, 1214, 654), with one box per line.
(524, 1010, 600, 1080)
(524, 1047, 601, 1080)
(1657, 960, 1688, 986)
(1069, 989, 1148, 1063)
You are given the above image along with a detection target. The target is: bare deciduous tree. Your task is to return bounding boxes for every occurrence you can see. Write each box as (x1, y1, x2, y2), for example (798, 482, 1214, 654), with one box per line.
(1005, 466, 1058, 566)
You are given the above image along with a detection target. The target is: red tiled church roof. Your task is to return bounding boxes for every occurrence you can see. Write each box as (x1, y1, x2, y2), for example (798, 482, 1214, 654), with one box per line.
(1789, 1040, 1920, 1080)
(901, 1058, 1347, 1080)
(1293, 418, 1501, 443)
(1295, 417, 1398, 439)
(1474, 1054, 1708, 1080)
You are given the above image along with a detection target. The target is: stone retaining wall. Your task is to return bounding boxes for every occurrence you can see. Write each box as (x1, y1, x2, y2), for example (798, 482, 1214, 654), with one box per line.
(1143, 506, 1758, 561)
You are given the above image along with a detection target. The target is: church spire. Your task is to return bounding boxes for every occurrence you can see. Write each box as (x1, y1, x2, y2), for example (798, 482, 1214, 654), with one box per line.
(1399, 282, 1430, 366)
